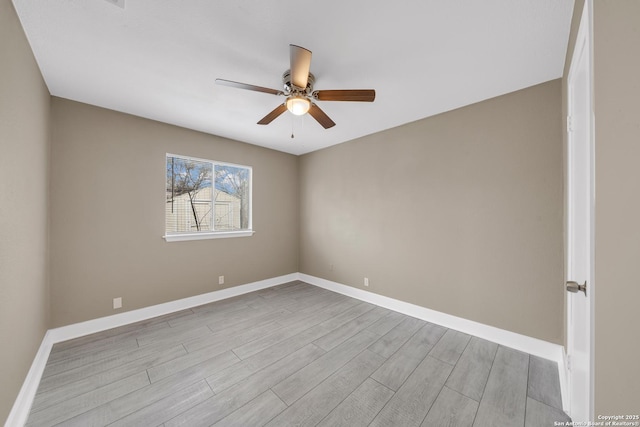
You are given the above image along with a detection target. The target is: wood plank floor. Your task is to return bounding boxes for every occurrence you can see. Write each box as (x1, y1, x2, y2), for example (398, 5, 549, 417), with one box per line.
(26, 281, 571, 427)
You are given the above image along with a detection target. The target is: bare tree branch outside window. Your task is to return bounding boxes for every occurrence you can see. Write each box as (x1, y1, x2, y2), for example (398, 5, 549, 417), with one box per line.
(166, 157, 212, 232)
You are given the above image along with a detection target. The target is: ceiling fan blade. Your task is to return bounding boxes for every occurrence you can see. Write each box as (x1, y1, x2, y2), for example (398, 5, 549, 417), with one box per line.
(308, 104, 336, 129)
(313, 89, 376, 102)
(290, 44, 312, 89)
(257, 104, 288, 125)
(216, 79, 283, 96)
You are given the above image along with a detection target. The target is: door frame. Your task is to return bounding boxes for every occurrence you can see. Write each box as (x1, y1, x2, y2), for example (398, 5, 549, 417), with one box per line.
(565, 0, 595, 420)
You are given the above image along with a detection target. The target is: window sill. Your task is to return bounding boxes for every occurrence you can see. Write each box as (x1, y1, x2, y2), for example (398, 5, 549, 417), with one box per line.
(163, 230, 255, 242)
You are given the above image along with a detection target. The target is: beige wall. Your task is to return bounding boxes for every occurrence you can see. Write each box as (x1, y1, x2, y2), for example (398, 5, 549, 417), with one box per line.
(592, 0, 640, 416)
(49, 98, 299, 327)
(300, 80, 564, 344)
(0, 0, 51, 422)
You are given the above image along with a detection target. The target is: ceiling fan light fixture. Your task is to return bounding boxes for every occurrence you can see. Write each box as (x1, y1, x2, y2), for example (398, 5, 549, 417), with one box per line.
(286, 96, 311, 116)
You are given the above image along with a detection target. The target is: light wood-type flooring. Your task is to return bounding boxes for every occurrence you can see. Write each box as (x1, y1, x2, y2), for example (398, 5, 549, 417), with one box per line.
(26, 281, 571, 426)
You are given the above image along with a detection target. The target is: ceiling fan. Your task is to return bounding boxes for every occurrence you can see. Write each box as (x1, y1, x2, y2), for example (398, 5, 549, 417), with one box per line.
(215, 44, 376, 129)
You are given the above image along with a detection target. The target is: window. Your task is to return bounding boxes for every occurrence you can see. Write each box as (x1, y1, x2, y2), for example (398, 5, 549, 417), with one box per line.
(164, 154, 253, 242)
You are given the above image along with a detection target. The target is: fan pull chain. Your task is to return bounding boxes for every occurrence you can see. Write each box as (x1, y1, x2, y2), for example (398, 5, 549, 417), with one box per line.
(291, 115, 305, 139)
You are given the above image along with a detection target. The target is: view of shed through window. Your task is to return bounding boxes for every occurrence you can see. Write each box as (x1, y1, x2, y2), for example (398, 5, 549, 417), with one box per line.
(166, 155, 251, 235)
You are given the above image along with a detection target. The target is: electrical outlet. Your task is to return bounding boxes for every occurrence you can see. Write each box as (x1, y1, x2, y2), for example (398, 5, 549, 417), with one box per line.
(364, 277, 369, 287)
(329, 264, 334, 271)
(113, 297, 122, 309)
(219, 275, 225, 285)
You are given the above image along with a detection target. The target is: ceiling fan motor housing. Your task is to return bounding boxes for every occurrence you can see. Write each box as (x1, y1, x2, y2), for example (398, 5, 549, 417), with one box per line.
(282, 70, 315, 95)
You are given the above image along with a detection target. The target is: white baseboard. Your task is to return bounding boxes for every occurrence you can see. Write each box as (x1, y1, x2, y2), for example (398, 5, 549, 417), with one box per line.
(7, 271, 570, 426)
(47, 273, 299, 344)
(4, 331, 55, 427)
(298, 273, 570, 413)
(5, 273, 298, 427)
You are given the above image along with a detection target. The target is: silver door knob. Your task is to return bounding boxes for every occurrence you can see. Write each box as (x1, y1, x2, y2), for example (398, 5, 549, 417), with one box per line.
(566, 281, 587, 296)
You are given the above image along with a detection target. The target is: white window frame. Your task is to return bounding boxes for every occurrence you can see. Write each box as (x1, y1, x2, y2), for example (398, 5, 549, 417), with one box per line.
(164, 153, 254, 242)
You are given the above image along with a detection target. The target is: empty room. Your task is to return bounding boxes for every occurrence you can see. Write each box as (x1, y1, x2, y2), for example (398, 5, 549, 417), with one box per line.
(1, 0, 638, 426)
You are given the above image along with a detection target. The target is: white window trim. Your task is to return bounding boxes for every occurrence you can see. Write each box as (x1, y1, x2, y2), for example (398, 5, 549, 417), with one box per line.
(163, 230, 255, 242)
(165, 153, 253, 242)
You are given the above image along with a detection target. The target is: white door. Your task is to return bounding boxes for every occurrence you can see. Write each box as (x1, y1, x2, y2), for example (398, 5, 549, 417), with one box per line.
(566, 1, 594, 422)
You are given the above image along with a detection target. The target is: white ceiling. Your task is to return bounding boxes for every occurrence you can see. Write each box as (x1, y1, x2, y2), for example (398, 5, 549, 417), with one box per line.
(13, 0, 574, 155)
